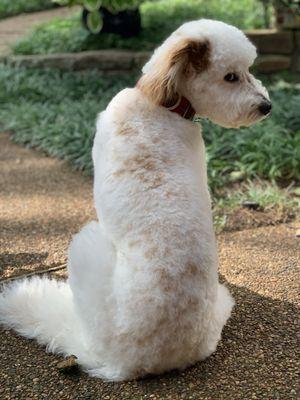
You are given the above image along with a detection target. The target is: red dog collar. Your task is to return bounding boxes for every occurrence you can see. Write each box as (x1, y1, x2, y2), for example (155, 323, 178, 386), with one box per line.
(136, 78, 196, 121)
(165, 95, 196, 121)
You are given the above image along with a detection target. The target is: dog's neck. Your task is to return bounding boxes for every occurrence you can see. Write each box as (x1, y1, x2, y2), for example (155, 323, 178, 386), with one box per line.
(136, 78, 196, 121)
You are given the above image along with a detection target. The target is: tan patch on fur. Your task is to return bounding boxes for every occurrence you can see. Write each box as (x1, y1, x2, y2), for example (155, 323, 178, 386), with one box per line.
(148, 172, 164, 189)
(163, 247, 171, 257)
(186, 297, 200, 308)
(140, 227, 152, 238)
(138, 38, 210, 106)
(144, 246, 159, 259)
(128, 239, 141, 248)
(186, 262, 198, 276)
(116, 126, 135, 136)
(164, 190, 176, 198)
(162, 156, 173, 165)
(136, 171, 164, 189)
(136, 316, 168, 347)
(113, 169, 126, 178)
(156, 268, 173, 292)
(124, 154, 155, 172)
(113, 153, 156, 178)
(114, 153, 165, 190)
(138, 143, 148, 151)
(134, 156, 156, 171)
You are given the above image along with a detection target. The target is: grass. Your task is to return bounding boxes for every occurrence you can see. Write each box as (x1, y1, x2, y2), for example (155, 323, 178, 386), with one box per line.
(0, 0, 54, 20)
(214, 180, 299, 213)
(0, 65, 299, 199)
(213, 180, 300, 232)
(13, 0, 268, 54)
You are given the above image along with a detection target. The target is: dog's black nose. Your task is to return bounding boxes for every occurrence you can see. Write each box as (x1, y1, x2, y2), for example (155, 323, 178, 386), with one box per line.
(258, 100, 272, 115)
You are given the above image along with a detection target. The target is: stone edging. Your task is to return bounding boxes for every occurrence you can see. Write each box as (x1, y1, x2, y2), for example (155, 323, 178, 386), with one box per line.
(0, 50, 151, 72)
(245, 29, 299, 72)
(1, 30, 299, 73)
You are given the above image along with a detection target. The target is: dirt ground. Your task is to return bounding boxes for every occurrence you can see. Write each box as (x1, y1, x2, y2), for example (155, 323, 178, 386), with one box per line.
(0, 6, 79, 55)
(0, 133, 299, 399)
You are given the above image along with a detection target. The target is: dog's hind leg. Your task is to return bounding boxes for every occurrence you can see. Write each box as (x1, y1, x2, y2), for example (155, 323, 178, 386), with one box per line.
(198, 283, 234, 360)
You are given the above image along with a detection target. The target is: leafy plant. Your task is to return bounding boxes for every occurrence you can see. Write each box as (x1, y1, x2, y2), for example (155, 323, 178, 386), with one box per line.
(0, 65, 135, 171)
(53, 0, 141, 32)
(13, 0, 269, 54)
(275, 0, 300, 14)
(0, 66, 298, 196)
(0, 0, 54, 20)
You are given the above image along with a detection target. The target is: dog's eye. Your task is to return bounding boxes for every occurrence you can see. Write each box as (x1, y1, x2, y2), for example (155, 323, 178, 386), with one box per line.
(224, 73, 239, 83)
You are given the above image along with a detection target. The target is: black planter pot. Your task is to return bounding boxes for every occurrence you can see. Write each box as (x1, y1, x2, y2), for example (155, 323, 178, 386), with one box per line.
(82, 7, 141, 38)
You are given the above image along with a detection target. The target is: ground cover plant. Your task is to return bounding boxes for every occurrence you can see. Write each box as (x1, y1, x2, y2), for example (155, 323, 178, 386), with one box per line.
(0, 0, 54, 20)
(0, 65, 299, 211)
(13, 0, 268, 54)
(212, 180, 299, 232)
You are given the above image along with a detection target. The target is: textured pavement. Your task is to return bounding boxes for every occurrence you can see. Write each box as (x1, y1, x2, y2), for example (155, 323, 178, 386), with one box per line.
(0, 133, 95, 281)
(0, 133, 299, 399)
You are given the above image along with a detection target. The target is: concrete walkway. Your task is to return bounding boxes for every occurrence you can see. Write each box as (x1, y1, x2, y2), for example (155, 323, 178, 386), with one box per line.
(0, 6, 79, 55)
(0, 133, 299, 399)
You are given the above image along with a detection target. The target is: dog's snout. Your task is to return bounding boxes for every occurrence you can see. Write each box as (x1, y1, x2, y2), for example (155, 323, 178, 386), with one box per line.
(258, 100, 272, 116)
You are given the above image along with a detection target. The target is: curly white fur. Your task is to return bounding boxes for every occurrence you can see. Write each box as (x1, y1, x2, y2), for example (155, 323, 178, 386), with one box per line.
(0, 19, 270, 381)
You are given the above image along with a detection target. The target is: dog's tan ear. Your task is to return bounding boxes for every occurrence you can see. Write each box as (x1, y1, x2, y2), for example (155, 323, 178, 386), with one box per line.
(138, 39, 210, 106)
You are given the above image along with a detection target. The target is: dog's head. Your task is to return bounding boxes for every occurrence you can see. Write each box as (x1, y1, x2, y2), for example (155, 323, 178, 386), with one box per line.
(139, 19, 271, 128)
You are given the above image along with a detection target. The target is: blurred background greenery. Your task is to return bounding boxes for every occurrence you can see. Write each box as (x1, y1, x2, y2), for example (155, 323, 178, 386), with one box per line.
(11, 0, 275, 54)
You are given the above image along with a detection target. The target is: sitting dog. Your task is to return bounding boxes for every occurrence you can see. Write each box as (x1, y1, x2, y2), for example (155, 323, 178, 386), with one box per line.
(0, 20, 271, 381)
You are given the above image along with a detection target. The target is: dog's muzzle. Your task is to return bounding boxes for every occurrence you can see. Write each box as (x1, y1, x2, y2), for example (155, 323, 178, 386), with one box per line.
(258, 100, 272, 116)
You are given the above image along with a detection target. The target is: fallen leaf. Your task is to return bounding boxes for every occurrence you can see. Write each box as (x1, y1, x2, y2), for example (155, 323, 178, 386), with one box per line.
(57, 355, 79, 373)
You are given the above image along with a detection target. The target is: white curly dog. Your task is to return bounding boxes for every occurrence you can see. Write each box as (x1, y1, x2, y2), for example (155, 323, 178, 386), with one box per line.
(0, 20, 271, 381)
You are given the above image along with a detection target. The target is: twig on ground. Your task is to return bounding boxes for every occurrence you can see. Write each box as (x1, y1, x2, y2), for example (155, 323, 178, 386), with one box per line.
(0, 264, 67, 284)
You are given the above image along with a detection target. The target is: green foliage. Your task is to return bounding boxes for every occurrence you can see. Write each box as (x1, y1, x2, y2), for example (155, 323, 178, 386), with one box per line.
(0, 0, 54, 20)
(53, 0, 140, 12)
(84, 0, 102, 11)
(0, 65, 135, 171)
(241, 181, 299, 209)
(13, 16, 89, 55)
(53, 0, 141, 32)
(275, 0, 300, 14)
(212, 179, 299, 231)
(215, 180, 299, 211)
(13, 0, 268, 54)
(0, 65, 299, 196)
(86, 9, 103, 33)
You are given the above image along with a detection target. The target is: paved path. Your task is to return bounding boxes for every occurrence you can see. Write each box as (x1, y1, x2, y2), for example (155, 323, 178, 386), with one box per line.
(0, 133, 299, 399)
(0, 6, 79, 55)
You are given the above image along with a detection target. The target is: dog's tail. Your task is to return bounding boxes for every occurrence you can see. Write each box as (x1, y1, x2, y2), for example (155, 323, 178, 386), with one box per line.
(0, 276, 84, 356)
(0, 221, 115, 367)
